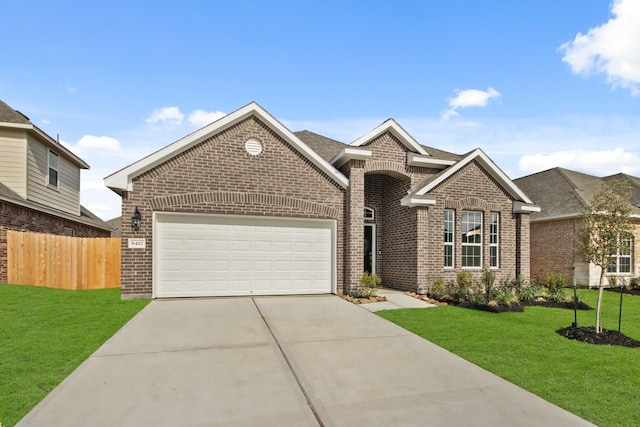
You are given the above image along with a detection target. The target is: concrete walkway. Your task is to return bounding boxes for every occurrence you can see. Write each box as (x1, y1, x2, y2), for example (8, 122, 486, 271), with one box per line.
(18, 295, 594, 426)
(359, 288, 436, 312)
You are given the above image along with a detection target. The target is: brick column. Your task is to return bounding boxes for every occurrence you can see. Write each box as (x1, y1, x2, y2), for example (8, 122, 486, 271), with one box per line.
(345, 160, 365, 295)
(516, 213, 531, 279)
(415, 206, 429, 293)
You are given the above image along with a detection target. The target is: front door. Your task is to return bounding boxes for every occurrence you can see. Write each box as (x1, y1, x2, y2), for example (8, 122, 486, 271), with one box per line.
(364, 224, 375, 274)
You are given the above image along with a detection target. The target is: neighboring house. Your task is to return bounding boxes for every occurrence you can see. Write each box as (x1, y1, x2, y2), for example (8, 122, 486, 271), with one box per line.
(0, 99, 112, 283)
(106, 216, 122, 237)
(514, 167, 640, 287)
(105, 102, 539, 299)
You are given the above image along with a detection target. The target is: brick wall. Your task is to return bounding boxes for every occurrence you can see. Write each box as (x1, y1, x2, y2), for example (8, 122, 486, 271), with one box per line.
(529, 218, 577, 284)
(0, 201, 110, 283)
(121, 116, 346, 298)
(364, 173, 417, 290)
(425, 160, 522, 286)
(343, 160, 365, 294)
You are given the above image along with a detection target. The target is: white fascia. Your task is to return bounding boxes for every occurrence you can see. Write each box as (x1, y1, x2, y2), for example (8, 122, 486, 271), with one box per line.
(104, 102, 349, 193)
(407, 152, 456, 169)
(3, 121, 90, 169)
(400, 197, 437, 207)
(350, 119, 428, 155)
(513, 201, 541, 213)
(415, 148, 535, 205)
(330, 147, 373, 169)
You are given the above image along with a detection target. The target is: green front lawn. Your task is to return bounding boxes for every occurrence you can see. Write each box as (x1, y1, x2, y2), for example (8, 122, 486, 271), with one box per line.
(379, 289, 640, 427)
(0, 285, 149, 427)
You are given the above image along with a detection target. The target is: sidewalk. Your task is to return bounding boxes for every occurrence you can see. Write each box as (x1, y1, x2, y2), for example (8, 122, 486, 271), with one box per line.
(358, 288, 437, 312)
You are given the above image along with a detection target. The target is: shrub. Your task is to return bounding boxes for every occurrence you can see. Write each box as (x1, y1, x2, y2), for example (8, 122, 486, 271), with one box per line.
(496, 291, 520, 306)
(630, 277, 640, 289)
(518, 279, 543, 302)
(357, 272, 381, 297)
(454, 271, 480, 303)
(428, 276, 447, 300)
(545, 272, 567, 302)
(482, 268, 496, 302)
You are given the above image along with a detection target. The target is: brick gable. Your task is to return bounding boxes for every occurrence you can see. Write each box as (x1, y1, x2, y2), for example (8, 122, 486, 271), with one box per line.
(121, 116, 346, 297)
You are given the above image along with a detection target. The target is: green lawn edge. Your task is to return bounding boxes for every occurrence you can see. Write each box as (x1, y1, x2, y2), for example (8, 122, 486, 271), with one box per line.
(0, 285, 149, 427)
(378, 289, 640, 427)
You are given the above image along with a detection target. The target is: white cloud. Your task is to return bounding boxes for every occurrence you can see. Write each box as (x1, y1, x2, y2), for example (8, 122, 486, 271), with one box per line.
(60, 135, 122, 159)
(188, 109, 226, 127)
(441, 87, 501, 119)
(77, 135, 121, 151)
(145, 106, 184, 128)
(87, 203, 121, 222)
(66, 86, 77, 93)
(559, 0, 640, 95)
(519, 148, 640, 177)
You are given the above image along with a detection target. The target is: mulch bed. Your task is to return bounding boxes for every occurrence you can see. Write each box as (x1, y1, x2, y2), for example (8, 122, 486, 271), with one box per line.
(404, 292, 448, 306)
(340, 294, 387, 304)
(455, 301, 524, 313)
(421, 295, 593, 313)
(557, 326, 640, 348)
(523, 299, 593, 310)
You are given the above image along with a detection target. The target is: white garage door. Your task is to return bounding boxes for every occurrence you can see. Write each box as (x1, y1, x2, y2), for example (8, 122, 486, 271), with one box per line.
(154, 213, 335, 298)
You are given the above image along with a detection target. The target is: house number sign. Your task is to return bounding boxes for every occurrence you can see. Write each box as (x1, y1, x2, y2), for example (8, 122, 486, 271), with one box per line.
(128, 238, 146, 249)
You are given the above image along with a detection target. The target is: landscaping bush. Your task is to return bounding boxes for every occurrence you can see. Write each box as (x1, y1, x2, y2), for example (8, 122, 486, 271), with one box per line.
(518, 278, 543, 303)
(630, 277, 640, 289)
(545, 272, 567, 302)
(495, 291, 520, 306)
(454, 271, 480, 303)
(357, 272, 382, 297)
(482, 268, 496, 302)
(428, 276, 447, 300)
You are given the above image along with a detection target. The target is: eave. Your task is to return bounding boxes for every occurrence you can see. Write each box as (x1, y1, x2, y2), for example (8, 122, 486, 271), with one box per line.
(105, 102, 349, 194)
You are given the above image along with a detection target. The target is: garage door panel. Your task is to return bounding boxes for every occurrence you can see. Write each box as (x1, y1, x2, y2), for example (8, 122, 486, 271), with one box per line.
(155, 214, 334, 298)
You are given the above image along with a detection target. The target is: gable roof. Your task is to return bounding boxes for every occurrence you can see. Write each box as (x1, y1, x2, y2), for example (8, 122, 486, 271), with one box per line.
(105, 102, 349, 194)
(402, 148, 538, 210)
(350, 118, 429, 155)
(0, 99, 89, 169)
(514, 167, 640, 220)
(294, 130, 346, 162)
(0, 100, 31, 124)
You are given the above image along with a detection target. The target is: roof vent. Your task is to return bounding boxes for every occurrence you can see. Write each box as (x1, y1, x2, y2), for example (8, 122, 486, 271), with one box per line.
(245, 138, 263, 156)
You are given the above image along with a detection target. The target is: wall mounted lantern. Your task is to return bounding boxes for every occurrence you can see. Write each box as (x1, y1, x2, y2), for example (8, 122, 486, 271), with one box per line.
(131, 207, 142, 232)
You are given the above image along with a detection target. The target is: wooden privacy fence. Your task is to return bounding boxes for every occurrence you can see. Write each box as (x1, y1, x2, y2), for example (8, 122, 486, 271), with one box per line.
(7, 230, 121, 290)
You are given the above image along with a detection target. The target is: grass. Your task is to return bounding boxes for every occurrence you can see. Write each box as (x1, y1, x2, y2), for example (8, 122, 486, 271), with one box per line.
(0, 285, 149, 427)
(378, 289, 640, 427)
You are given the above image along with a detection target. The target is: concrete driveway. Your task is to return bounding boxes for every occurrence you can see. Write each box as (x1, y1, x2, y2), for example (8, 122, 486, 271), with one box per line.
(18, 295, 594, 426)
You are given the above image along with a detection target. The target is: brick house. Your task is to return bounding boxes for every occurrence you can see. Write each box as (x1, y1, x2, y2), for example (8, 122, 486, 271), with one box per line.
(514, 167, 640, 287)
(0, 100, 112, 283)
(105, 102, 539, 299)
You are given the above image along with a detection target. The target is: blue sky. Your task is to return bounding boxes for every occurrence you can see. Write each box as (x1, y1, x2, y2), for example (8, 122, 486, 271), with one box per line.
(2, 0, 639, 220)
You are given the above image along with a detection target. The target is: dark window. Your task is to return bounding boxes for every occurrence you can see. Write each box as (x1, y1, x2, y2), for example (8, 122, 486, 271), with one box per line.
(48, 150, 59, 188)
(444, 209, 454, 267)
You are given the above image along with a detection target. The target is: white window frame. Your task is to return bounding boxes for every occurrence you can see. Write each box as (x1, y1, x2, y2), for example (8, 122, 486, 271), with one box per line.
(364, 207, 374, 221)
(490, 212, 499, 268)
(48, 150, 59, 188)
(607, 236, 632, 274)
(461, 210, 482, 268)
(444, 209, 455, 268)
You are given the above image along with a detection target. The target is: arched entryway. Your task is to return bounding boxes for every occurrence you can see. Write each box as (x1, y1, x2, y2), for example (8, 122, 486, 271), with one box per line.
(364, 171, 415, 290)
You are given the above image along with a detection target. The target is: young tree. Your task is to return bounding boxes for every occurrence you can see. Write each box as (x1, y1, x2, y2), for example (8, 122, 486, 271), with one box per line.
(578, 178, 633, 333)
